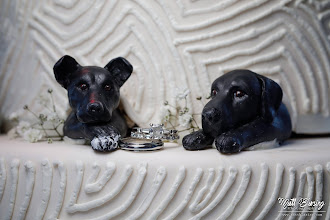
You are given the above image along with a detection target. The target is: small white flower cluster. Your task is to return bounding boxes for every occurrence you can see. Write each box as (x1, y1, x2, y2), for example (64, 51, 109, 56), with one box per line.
(175, 87, 190, 100)
(178, 113, 192, 128)
(7, 89, 65, 143)
(8, 121, 43, 143)
(160, 87, 196, 131)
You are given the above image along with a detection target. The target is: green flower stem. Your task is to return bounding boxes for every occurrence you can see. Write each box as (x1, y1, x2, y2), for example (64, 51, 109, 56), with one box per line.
(25, 108, 49, 137)
(168, 120, 176, 130)
(52, 124, 63, 140)
(191, 116, 200, 129)
(49, 91, 57, 113)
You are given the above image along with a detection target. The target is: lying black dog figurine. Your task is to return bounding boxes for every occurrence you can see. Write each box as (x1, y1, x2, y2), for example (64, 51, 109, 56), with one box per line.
(183, 69, 292, 154)
(53, 55, 133, 152)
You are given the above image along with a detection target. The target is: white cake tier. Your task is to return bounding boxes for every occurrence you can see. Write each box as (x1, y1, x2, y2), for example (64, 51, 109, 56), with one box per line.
(0, 136, 329, 220)
(1, 0, 330, 133)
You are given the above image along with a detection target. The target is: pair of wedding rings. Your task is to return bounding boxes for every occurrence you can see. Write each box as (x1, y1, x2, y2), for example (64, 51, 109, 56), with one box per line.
(119, 124, 179, 151)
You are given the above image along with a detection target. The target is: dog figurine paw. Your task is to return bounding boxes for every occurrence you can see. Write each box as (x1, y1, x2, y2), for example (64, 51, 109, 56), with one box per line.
(183, 69, 292, 154)
(53, 55, 133, 151)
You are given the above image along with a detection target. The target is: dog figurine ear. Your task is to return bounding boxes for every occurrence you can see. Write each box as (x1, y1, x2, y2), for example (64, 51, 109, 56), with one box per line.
(53, 55, 81, 89)
(256, 74, 283, 122)
(104, 57, 133, 87)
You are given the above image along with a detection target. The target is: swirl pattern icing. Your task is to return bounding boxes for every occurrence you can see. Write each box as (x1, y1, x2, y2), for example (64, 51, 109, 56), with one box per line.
(0, 0, 329, 133)
(0, 137, 329, 220)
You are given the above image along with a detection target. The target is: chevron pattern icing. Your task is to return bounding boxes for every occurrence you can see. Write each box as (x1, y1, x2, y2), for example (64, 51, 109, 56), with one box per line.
(0, 0, 330, 133)
(0, 158, 329, 219)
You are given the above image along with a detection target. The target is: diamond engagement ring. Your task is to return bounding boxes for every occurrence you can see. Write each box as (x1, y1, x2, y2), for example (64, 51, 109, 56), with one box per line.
(131, 124, 179, 141)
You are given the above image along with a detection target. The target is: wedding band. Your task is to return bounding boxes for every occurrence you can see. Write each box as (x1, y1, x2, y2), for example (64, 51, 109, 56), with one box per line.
(131, 123, 179, 141)
(119, 138, 164, 151)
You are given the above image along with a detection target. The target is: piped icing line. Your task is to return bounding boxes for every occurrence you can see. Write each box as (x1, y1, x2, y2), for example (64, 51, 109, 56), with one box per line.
(91, 163, 148, 220)
(36, 159, 53, 220)
(70, 3, 128, 55)
(283, 28, 317, 113)
(190, 167, 224, 213)
(298, 167, 315, 220)
(0, 158, 6, 202)
(325, 163, 330, 220)
(66, 160, 84, 213)
(190, 167, 238, 220)
(255, 163, 284, 220)
(131, 0, 190, 96)
(148, 166, 186, 220)
(0, 0, 33, 110)
(218, 46, 284, 72)
(275, 167, 296, 220)
(180, 0, 239, 17)
(311, 165, 323, 220)
(63, 0, 118, 49)
(238, 163, 269, 220)
(157, 0, 270, 31)
(67, 164, 133, 213)
(47, 161, 67, 220)
(43, 0, 96, 26)
(288, 172, 307, 220)
(164, 168, 204, 220)
(53, 0, 77, 9)
(217, 165, 252, 220)
(205, 29, 286, 64)
(189, 168, 215, 213)
(283, 5, 330, 116)
(85, 162, 116, 193)
(172, 0, 290, 44)
(86, 162, 101, 188)
(285, 13, 328, 115)
(78, 6, 135, 56)
(17, 161, 35, 220)
(129, 22, 166, 118)
(3, 159, 20, 220)
(127, 166, 167, 220)
(194, 167, 224, 213)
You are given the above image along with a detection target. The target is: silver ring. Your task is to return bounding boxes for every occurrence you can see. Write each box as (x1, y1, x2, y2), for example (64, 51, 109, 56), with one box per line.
(131, 123, 179, 141)
(119, 138, 164, 151)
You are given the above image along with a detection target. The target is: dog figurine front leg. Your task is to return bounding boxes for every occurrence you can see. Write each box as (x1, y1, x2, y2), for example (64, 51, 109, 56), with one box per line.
(182, 129, 214, 150)
(215, 104, 291, 154)
(64, 112, 125, 152)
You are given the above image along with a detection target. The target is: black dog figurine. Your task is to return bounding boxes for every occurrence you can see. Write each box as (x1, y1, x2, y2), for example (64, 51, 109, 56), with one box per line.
(53, 55, 133, 152)
(183, 69, 292, 154)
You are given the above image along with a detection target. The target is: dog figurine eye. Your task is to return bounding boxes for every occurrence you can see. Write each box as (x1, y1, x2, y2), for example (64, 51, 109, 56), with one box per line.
(104, 84, 111, 91)
(212, 89, 217, 96)
(79, 83, 88, 91)
(234, 90, 246, 98)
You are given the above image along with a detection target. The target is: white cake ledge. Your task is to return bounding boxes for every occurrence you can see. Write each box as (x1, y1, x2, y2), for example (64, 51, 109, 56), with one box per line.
(0, 135, 329, 220)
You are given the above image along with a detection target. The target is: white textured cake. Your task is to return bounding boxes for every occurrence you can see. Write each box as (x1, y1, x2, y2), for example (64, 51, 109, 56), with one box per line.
(0, 136, 329, 219)
(0, 0, 330, 219)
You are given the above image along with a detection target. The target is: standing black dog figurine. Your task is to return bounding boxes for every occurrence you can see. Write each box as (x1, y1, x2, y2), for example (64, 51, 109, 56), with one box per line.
(54, 55, 133, 152)
(183, 69, 292, 154)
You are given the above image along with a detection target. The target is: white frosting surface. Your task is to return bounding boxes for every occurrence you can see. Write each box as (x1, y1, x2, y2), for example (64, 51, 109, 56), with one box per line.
(0, 136, 329, 219)
(0, 0, 330, 133)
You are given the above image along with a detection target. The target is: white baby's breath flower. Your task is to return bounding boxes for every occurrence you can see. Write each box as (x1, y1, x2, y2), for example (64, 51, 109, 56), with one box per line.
(7, 128, 19, 139)
(47, 112, 59, 123)
(178, 113, 192, 128)
(8, 112, 20, 121)
(160, 105, 172, 123)
(38, 94, 50, 106)
(175, 87, 190, 100)
(16, 121, 31, 136)
(23, 128, 43, 143)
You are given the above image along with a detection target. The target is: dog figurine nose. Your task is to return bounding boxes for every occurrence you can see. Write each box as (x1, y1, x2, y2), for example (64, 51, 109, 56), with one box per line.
(87, 102, 104, 115)
(202, 107, 221, 123)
